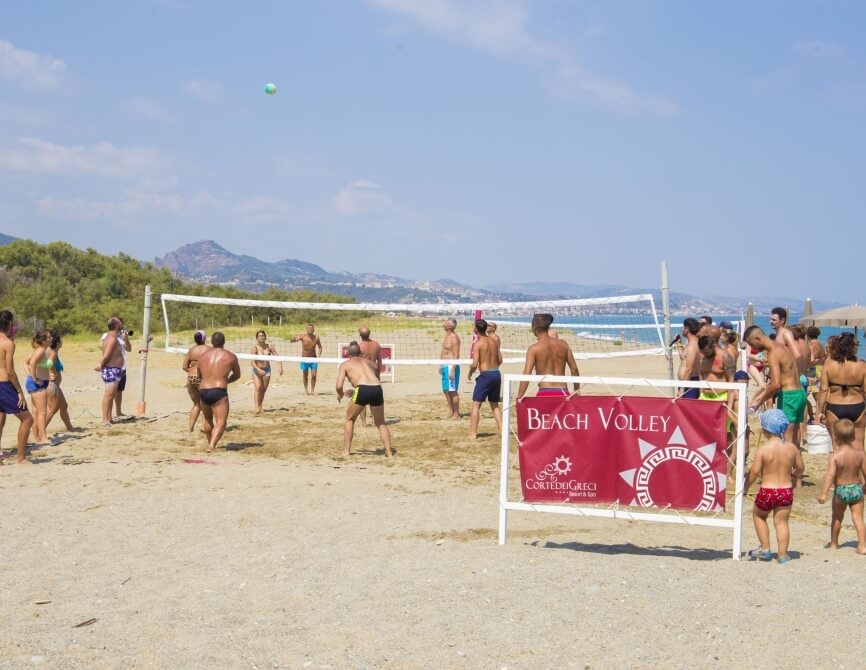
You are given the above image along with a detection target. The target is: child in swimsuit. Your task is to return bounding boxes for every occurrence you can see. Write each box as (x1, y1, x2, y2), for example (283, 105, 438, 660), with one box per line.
(745, 409, 805, 564)
(818, 418, 866, 554)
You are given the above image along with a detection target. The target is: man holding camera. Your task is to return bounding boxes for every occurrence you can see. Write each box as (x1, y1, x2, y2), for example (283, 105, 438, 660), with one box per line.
(99, 317, 133, 420)
(97, 317, 126, 426)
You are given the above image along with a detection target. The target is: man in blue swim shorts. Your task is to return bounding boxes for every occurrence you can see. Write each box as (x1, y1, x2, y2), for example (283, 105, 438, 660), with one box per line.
(0, 309, 35, 463)
(291, 323, 322, 395)
(439, 318, 461, 419)
(467, 319, 503, 439)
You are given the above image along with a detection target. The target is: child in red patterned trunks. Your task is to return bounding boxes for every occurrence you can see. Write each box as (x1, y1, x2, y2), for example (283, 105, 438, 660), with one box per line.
(745, 409, 805, 563)
(817, 419, 866, 554)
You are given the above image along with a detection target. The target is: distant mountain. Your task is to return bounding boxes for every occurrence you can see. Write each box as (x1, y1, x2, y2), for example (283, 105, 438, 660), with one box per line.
(154, 240, 518, 303)
(156, 240, 847, 312)
(0, 233, 19, 246)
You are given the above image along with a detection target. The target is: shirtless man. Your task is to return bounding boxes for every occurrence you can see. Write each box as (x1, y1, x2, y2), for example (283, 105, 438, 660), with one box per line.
(770, 307, 802, 373)
(336, 342, 392, 458)
(0, 310, 34, 464)
(697, 335, 735, 397)
(440, 318, 461, 419)
(100, 318, 133, 418)
(467, 319, 503, 439)
(196, 332, 241, 452)
(356, 326, 382, 426)
(676, 317, 702, 399)
(790, 325, 811, 376)
(516, 313, 579, 399)
(97, 317, 125, 426)
(744, 325, 808, 447)
(358, 326, 382, 375)
(486, 321, 501, 348)
(291, 323, 323, 395)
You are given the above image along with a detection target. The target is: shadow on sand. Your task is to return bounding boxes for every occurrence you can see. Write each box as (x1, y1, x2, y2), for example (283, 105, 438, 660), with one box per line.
(532, 540, 734, 562)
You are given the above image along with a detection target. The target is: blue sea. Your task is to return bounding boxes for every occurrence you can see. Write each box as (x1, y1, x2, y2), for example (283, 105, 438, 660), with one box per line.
(546, 313, 860, 347)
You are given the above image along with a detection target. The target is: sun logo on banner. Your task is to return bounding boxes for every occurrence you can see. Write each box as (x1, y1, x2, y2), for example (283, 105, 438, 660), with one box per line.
(618, 425, 725, 511)
(534, 455, 573, 483)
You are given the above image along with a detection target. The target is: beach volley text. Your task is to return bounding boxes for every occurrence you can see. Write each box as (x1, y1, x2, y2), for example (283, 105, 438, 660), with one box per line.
(524, 406, 671, 433)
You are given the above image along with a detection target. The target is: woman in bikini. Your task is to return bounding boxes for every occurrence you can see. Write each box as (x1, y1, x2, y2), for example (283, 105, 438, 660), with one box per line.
(25, 330, 52, 445)
(251, 330, 283, 414)
(817, 332, 866, 451)
(182, 331, 209, 432)
(46, 331, 74, 432)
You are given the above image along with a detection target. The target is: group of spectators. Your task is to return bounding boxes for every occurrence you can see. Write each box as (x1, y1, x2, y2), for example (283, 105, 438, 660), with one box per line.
(0, 310, 133, 464)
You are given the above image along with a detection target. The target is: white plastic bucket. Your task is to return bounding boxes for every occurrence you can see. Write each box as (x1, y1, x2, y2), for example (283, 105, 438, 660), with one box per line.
(805, 424, 831, 454)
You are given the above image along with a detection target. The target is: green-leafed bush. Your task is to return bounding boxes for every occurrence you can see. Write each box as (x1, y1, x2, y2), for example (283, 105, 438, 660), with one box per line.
(0, 240, 355, 336)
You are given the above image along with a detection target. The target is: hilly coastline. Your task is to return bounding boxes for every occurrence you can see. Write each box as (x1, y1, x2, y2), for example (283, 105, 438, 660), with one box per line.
(154, 239, 840, 314)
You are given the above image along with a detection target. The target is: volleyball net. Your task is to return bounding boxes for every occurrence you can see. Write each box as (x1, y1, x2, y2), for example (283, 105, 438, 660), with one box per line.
(159, 292, 665, 366)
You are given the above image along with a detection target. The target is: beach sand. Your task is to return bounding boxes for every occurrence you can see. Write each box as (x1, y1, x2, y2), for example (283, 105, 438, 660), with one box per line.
(0, 343, 860, 669)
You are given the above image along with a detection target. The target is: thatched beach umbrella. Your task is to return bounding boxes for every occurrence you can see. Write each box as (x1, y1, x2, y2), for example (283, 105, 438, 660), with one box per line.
(801, 304, 866, 337)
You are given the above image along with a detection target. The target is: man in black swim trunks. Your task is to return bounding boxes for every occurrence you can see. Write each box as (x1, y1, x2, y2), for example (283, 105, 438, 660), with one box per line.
(336, 341, 392, 458)
(196, 332, 241, 452)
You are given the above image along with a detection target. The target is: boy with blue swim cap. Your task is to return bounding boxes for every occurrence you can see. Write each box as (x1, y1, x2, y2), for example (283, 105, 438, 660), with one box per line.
(745, 409, 804, 564)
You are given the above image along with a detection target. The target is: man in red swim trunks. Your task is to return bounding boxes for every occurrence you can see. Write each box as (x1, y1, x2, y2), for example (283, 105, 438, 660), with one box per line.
(745, 409, 805, 564)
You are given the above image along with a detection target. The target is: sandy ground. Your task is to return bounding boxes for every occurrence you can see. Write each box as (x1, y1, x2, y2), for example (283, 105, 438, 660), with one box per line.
(1, 343, 864, 669)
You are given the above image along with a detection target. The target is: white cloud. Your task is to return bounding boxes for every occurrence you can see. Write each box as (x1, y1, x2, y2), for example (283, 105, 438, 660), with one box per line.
(234, 196, 293, 224)
(36, 190, 206, 221)
(366, 0, 677, 116)
(184, 79, 224, 103)
(0, 102, 50, 126)
(120, 97, 176, 123)
(333, 180, 394, 216)
(0, 137, 169, 178)
(34, 182, 292, 228)
(0, 39, 68, 90)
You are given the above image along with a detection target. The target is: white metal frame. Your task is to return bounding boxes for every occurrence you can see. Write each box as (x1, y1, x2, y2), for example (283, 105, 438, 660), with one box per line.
(499, 373, 748, 560)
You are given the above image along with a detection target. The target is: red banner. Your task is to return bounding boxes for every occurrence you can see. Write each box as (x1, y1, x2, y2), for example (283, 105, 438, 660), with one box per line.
(516, 396, 728, 511)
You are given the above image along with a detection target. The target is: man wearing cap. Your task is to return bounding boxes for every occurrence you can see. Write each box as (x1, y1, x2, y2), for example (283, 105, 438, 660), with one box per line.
(744, 325, 807, 448)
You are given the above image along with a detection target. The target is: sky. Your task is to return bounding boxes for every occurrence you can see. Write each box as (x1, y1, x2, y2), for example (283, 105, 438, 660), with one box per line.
(0, 1, 865, 302)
